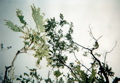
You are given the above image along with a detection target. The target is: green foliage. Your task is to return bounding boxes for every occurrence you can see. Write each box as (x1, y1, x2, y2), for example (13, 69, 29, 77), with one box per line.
(93, 41, 99, 49)
(4, 20, 22, 32)
(83, 51, 88, 56)
(45, 78, 53, 83)
(54, 70, 62, 78)
(89, 69, 97, 83)
(4, 5, 116, 83)
(5, 5, 50, 66)
(16, 9, 26, 25)
(16, 68, 42, 83)
(31, 5, 45, 32)
(44, 14, 79, 68)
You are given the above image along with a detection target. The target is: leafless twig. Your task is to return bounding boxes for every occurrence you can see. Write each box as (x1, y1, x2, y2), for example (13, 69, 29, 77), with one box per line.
(104, 41, 117, 64)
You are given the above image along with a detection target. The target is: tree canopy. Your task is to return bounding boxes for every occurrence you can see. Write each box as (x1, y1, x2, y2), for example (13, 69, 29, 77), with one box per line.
(1, 5, 120, 83)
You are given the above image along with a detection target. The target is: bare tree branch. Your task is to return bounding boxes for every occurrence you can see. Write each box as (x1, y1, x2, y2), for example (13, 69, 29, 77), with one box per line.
(2, 40, 34, 82)
(104, 41, 117, 64)
(113, 77, 120, 83)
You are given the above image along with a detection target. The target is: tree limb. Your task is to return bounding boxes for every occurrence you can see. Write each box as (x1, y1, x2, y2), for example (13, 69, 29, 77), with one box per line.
(104, 41, 117, 64)
(112, 77, 120, 83)
(74, 41, 109, 83)
(57, 51, 81, 82)
(2, 47, 26, 83)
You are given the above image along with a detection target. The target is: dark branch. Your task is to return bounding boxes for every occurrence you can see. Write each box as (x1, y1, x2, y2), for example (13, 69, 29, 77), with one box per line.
(113, 77, 120, 83)
(57, 51, 81, 82)
(2, 47, 26, 83)
(74, 41, 109, 83)
(73, 52, 92, 73)
(90, 50, 109, 83)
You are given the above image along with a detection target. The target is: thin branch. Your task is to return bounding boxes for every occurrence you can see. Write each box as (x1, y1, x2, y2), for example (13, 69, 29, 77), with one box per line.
(88, 25, 96, 41)
(88, 24, 103, 41)
(75, 26, 109, 82)
(2, 40, 33, 83)
(47, 68, 54, 79)
(113, 77, 120, 83)
(97, 35, 103, 41)
(73, 52, 92, 73)
(58, 51, 81, 82)
(2, 47, 26, 83)
(104, 41, 117, 64)
(90, 50, 109, 83)
(74, 41, 109, 83)
(11, 47, 26, 67)
(59, 59, 81, 82)
(73, 42, 91, 51)
(2, 66, 11, 83)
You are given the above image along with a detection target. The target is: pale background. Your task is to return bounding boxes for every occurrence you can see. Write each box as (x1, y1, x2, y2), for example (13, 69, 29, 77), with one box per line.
(0, 0, 120, 82)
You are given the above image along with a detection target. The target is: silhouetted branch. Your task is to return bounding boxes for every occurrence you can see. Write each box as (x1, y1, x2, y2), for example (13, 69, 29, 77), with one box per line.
(2, 66, 11, 83)
(112, 77, 120, 83)
(74, 42, 91, 51)
(2, 39, 34, 82)
(90, 50, 109, 83)
(74, 41, 109, 83)
(73, 52, 92, 73)
(2, 47, 26, 83)
(57, 51, 81, 82)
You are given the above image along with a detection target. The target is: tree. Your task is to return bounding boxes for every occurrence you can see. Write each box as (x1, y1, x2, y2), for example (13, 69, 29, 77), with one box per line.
(1, 5, 120, 83)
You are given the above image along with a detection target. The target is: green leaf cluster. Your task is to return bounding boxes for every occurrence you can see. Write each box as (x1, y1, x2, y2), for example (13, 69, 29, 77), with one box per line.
(68, 62, 98, 83)
(31, 5, 45, 32)
(16, 68, 42, 83)
(5, 5, 50, 66)
(16, 9, 26, 25)
(44, 14, 79, 68)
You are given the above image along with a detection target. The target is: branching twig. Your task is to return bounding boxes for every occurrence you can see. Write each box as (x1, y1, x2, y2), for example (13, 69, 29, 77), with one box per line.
(74, 41, 109, 83)
(113, 77, 120, 83)
(47, 68, 54, 79)
(2, 40, 34, 83)
(88, 24, 103, 42)
(2, 47, 26, 83)
(57, 51, 81, 82)
(74, 42, 91, 51)
(73, 52, 92, 73)
(90, 50, 109, 83)
(104, 41, 117, 64)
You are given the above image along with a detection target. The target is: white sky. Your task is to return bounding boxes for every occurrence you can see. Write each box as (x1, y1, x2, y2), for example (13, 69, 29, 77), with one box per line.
(0, 0, 120, 82)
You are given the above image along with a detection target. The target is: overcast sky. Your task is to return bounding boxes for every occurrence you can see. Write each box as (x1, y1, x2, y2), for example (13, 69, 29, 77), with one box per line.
(0, 0, 120, 82)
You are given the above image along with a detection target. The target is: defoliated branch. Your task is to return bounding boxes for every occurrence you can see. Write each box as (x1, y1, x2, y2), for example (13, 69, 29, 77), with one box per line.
(104, 41, 117, 64)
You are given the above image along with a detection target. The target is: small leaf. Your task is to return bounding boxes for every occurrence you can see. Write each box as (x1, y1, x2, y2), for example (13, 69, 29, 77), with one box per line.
(16, 9, 26, 25)
(59, 77, 64, 83)
(54, 70, 62, 78)
(20, 75, 22, 78)
(60, 13, 64, 20)
(16, 78, 21, 80)
(24, 41, 29, 45)
(94, 41, 99, 49)
(24, 73, 29, 76)
(83, 51, 88, 56)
